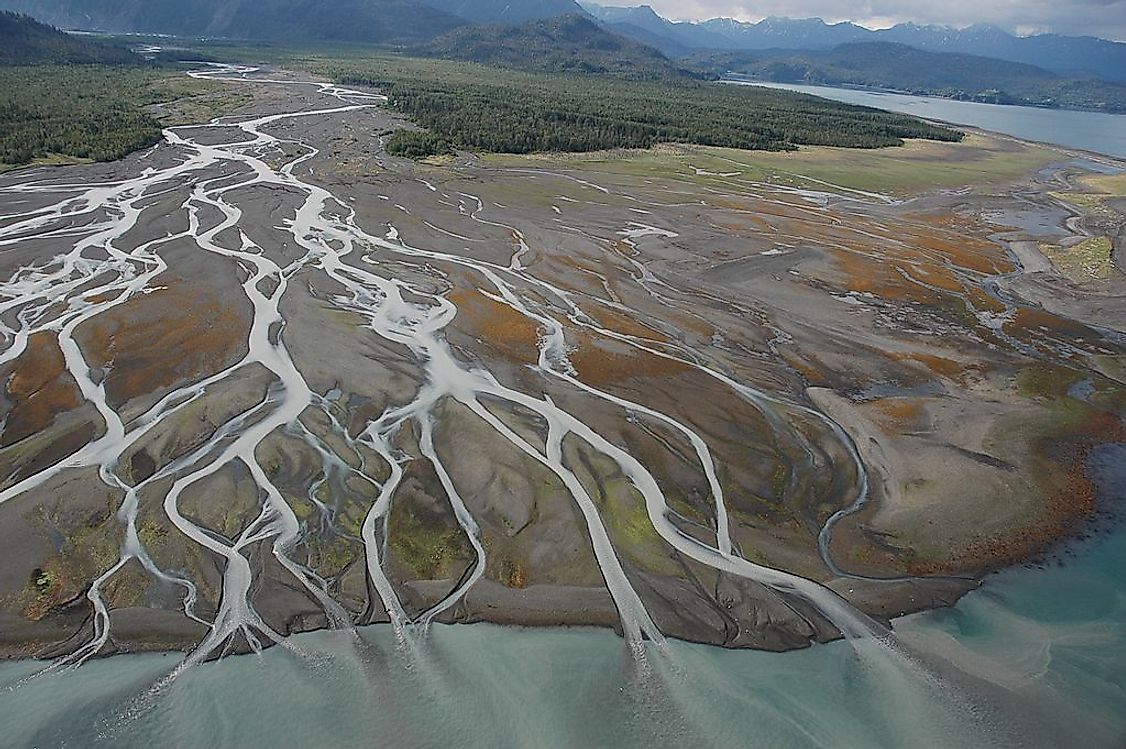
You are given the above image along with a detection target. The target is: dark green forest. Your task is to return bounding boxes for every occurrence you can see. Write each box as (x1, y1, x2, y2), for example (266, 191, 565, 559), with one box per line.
(0, 66, 166, 166)
(322, 54, 963, 158)
(0, 12, 165, 167)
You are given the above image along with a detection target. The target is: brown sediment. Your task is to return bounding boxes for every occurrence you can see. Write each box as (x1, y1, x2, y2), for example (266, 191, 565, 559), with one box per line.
(0, 79, 1122, 660)
(447, 287, 541, 362)
(74, 278, 248, 408)
(907, 409, 1125, 575)
(589, 306, 666, 340)
(1, 332, 82, 446)
(82, 291, 121, 305)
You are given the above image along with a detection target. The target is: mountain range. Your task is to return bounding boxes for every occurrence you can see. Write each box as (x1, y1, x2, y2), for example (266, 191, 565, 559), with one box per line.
(0, 0, 589, 40)
(1, 0, 1123, 92)
(0, 0, 467, 43)
(582, 4, 1126, 84)
(418, 0, 584, 24)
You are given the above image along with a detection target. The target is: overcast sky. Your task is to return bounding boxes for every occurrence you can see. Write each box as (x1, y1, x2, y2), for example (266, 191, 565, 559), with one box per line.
(637, 0, 1126, 41)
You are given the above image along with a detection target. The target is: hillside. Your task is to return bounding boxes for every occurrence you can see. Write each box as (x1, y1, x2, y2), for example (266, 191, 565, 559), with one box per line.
(419, 0, 586, 24)
(0, 0, 466, 43)
(697, 42, 1126, 113)
(416, 14, 696, 80)
(0, 10, 137, 64)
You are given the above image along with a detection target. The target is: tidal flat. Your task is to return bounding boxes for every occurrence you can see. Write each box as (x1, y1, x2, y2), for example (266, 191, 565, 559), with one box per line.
(0, 66, 1122, 673)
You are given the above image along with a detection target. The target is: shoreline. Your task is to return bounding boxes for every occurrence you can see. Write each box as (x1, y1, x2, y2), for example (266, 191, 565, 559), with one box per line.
(723, 76, 1126, 117)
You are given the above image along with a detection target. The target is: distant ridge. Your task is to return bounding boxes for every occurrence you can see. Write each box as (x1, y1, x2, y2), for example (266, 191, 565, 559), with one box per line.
(581, 4, 1126, 84)
(0, 0, 467, 44)
(0, 10, 137, 64)
(418, 0, 587, 24)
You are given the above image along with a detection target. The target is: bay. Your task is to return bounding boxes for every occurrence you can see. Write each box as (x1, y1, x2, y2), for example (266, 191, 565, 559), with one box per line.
(729, 80, 1126, 158)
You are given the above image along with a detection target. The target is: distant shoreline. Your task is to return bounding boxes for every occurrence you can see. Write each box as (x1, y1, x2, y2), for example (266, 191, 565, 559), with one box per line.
(722, 75, 1126, 117)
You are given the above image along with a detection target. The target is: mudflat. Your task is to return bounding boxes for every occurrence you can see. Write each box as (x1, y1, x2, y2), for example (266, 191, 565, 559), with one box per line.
(0, 66, 1122, 661)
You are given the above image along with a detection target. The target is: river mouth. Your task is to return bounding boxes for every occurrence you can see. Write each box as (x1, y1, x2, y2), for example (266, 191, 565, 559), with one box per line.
(2, 517, 1123, 749)
(6, 448, 1122, 746)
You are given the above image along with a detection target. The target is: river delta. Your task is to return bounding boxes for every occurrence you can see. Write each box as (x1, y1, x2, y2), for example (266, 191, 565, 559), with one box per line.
(0, 65, 1122, 747)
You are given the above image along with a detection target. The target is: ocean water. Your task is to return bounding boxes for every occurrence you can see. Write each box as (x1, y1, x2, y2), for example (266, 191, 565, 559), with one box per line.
(729, 81, 1126, 158)
(0, 446, 1122, 748)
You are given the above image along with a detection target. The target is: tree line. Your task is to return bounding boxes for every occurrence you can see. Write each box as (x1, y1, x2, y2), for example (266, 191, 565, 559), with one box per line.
(326, 55, 962, 159)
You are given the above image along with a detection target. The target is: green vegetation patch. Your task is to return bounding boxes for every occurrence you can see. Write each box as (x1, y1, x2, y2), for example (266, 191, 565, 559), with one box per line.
(1041, 236, 1115, 281)
(1017, 363, 1086, 401)
(484, 133, 1057, 194)
(1082, 173, 1126, 196)
(388, 503, 472, 580)
(385, 130, 453, 160)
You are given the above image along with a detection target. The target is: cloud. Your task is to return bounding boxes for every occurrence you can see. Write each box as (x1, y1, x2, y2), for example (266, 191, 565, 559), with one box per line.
(637, 0, 1126, 41)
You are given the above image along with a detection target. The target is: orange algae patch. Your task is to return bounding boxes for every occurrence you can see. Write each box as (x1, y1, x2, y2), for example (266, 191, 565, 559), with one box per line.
(589, 307, 663, 340)
(569, 332, 690, 386)
(889, 352, 976, 383)
(897, 212, 1010, 276)
(783, 206, 1009, 302)
(784, 354, 831, 387)
(75, 279, 248, 408)
(1, 332, 82, 445)
(1007, 307, 1101, 345)
(448, 288, 541, 362)
(829, 246, 944, 304)
(671, 312, 716, 339)
(870, 398, 927, 432)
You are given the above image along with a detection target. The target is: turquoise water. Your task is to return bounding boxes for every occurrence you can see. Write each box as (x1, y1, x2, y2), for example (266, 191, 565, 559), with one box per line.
(0, 447, 1122, 748)
(730, 81, 1126, 158)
